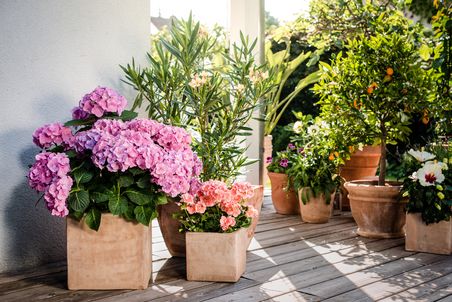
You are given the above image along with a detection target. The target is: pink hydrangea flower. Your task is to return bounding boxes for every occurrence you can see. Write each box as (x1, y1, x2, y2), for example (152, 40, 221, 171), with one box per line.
(44, 175, 73, 217)
(28, 152, 70, 191)
(32, 123, 74, 149)
(220, 216, 236, 231)
(78, 86, 127, 118)
(71, 107, 90, 120)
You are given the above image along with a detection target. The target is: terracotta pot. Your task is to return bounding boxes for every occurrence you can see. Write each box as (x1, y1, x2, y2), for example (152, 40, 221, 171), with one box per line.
(67, 214, 152, 290)
(298, 188, 335, 223)
(158, 185, 263, 257)
(244, 185, 264, 246)
(339, 146, 381, 211)
(186, 227, 248, 282)
(344, 180, 406, 238)
(263, 135, 273, 186)
(157, 201, 185, 257)
(268, 172, 299, 214)
(406, 213, 452, 255)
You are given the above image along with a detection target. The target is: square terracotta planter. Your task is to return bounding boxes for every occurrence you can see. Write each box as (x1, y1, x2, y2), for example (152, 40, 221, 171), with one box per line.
(67, 214, 152, 290)
(405, 213, 452, 255)
(186, 227, 248, 282)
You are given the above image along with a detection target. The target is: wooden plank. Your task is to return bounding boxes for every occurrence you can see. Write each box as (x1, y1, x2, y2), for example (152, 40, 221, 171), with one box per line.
(379, 272, 452, 302)
(262, 291, 320, 302)
(323, 258, 452, 301)
(299, 252, 446, 299)
(202, 246, 415, 302)
(437, 292, 452, 302)
(0, 262, 66, 285)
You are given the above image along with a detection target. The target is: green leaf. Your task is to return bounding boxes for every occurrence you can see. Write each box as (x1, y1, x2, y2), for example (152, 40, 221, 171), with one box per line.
(118, 175, 134, 188)
(119, 110, 138, 121)
(134, 205, 153, 225)
(73, 169, 94, 184)
(64, 117, 96, 127)
(156, 194, 168, 205)
(123, 204, 136, 221)
(85, 208, 101, 231)
(126, 189, 153, 205)
(419, 44, 431, 61)
(69, 190, 90, 212)
(90, 191, 109, 203)
(137, 175, 151, 189)
(129, 167, 146, 176)
(108, 195, 129, 215)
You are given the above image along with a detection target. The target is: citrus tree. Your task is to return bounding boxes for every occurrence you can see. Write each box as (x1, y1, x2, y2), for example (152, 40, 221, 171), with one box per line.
(315, 26, 435, 185)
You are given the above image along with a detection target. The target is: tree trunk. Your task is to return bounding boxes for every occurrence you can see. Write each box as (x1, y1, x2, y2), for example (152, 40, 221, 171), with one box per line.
(378, 126, 387, 186)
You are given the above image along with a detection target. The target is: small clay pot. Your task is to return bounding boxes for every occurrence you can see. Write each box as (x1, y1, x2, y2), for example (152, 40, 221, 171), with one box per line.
(298, 188, 334, 223)
(268, 172, 299, 215)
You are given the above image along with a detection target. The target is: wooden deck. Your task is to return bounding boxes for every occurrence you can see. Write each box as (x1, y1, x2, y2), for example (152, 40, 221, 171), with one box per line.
(1, 196, 452, 302)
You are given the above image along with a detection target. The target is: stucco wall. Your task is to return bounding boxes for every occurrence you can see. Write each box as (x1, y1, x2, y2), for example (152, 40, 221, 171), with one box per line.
(0, 0, 149, 273)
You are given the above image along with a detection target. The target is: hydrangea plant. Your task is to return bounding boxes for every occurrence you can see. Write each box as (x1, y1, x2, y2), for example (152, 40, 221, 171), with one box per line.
(28, 87, 201, 230)
(402, 144, 452, 224)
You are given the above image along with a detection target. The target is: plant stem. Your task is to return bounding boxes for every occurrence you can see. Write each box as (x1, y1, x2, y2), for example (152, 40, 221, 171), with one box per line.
(378, 123, 387, 186)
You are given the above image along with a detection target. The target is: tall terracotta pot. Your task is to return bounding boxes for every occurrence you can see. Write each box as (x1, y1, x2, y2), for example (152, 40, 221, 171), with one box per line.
(339, 146, 381, 210)
(263, 135, 273, 186)
(298, 188, 335, 223)
(67, 214, 152, 290)
(406, 213, 452, 255)
(344, 180, 406, 238)
(268, 172, 299, 214)
(158, 185, 263, 257)
(186, 227, 248, 282)
(157, 201, 185, 257)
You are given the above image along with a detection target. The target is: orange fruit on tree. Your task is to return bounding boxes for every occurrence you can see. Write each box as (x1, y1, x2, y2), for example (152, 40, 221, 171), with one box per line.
(367, 86, 374, 94)
(386, 67, 394, 76)
(328, 153, 335, 161)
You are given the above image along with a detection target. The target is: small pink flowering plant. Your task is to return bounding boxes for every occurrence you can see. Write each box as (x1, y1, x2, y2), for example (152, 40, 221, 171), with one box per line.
(402, 144, 452, 224)
(28, 87, 201, 230)
(175, 180, 258, 233)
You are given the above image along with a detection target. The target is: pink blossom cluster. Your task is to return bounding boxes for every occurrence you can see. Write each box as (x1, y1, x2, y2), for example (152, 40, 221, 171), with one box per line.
(180, 180, 257, 231)
(75, 86, 127, 118)
(32, 123, 74, 149)
(74, 119, 201, 197)
(28, 152, 72, 217)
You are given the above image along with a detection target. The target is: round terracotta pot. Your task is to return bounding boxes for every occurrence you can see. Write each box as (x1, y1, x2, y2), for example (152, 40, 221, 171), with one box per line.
(158, 185, 264, 257)
(339, 146, 381, 211)
(298, 188, 335, 224)
(263, 135, 273, 186)
(268, 172, 299, 215)
(344, 180, 406, 238)
(157, 201, 185, 257)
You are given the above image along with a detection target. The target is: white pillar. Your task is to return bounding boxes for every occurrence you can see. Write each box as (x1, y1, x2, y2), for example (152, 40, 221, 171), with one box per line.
(229, 0, 265, 185)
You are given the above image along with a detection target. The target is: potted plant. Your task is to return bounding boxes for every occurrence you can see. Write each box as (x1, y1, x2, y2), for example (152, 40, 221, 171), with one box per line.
(403, 145, 452, 254)
(27, 87, 201, 289)
(263, 38, 322, 183)
(122, 16, 272, 255)
(266, 143, 301, 214)
(288, 115, 342, 223)
(315, 14, 435, 237)
(174, 180, 258, 282)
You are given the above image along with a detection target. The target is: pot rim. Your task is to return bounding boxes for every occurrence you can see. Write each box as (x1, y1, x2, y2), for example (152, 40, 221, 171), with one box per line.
(344, 180, 402, 188)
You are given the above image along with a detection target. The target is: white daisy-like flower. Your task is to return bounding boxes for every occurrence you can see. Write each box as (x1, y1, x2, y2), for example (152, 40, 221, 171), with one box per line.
(293, 121, 303, 134)
(416, 161, 445, 186)
(408, 149, 435, 163)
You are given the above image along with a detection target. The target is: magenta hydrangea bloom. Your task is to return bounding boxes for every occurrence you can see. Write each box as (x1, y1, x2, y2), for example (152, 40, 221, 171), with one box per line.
(78, 86, 127, 118)
(44, 175, 73, 217)
(32, 123, 74, 149)
(71, 107, 90, 120)
(28, 152, 70, 192)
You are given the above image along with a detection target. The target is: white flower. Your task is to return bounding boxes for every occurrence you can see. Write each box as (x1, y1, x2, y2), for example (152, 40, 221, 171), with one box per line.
(408, 149, 435, 163)
(293, 121, 303, 134)
(416, 162, 445, 186)
(307, 124, 319, 135)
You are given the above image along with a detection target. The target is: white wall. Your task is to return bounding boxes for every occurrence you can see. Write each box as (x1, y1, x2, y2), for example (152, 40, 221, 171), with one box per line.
(0, 0, 149, 273)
